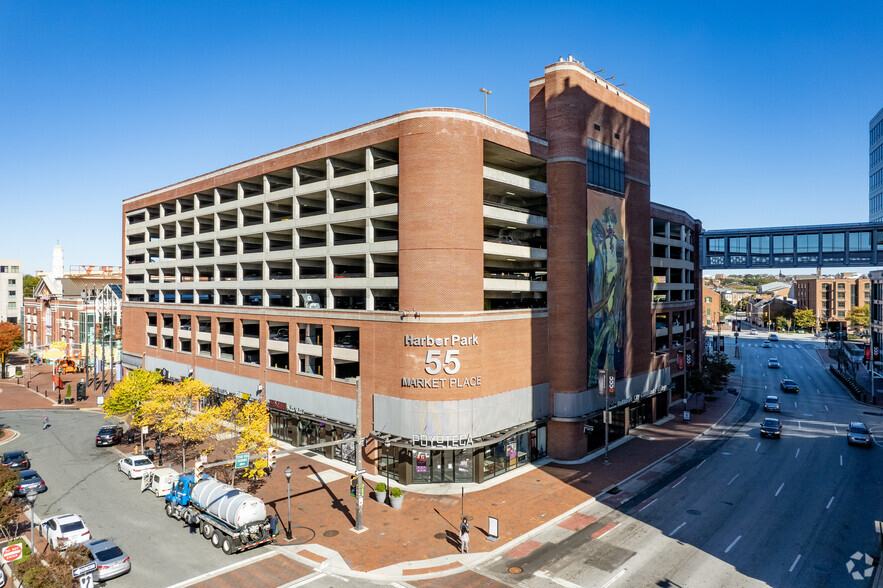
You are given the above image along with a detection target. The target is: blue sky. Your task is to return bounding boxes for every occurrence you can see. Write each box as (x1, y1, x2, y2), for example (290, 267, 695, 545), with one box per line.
(1, 1, 881, 274)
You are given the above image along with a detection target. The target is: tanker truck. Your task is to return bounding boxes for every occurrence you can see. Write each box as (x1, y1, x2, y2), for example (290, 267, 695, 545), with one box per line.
(164, 474, 278, 554)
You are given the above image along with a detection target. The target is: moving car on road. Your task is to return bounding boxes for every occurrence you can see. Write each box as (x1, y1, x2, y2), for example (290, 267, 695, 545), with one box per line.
(769, 333, 779, 341)
(768, 358, 781, 369)
(96, 425, 124, 447)
(761, 418, 782, 438)
(1, 451, 30, 470)
(780, 379, 799, 393)
(118, 455, 155, 479)
(84, 538, 131, 581)
(750, 329, 758, 335)
(763, 395, 780, 412)
(846, 422, 873, 447)
(762, 341, 772, 348)
(40, 514, 91, 550)
(13, 470, 46, 497)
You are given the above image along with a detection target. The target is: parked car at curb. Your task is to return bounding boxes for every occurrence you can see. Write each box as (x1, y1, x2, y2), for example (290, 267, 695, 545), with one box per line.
(763, 395, 780, 412)
(96, 425, 124, 447)
(761, 418, 782, 438)
(847, 422, 872, 447)
(13, 470, 47, 497)
(40, 514, 91, 550)
(85, 538, 132, 581)
(2, 450, 30, 470)
(118, 455, 156, 479)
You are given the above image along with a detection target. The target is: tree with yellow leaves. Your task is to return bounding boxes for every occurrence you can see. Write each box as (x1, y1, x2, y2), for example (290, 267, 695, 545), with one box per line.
(103, 368, 162, 423)
(140, 378, 229, 471)
(217, 398, 277, 486)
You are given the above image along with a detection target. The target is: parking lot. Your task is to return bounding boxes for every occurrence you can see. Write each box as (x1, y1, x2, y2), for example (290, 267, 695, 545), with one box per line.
(1, 409, 264, 587)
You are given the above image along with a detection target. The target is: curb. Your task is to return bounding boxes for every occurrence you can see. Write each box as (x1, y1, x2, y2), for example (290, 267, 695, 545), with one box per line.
(0, 429, 21, 446)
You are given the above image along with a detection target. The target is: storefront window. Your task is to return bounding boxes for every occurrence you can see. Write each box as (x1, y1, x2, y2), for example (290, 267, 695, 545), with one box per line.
(413, 451, 430, 483)
(454, 449, 472, 483)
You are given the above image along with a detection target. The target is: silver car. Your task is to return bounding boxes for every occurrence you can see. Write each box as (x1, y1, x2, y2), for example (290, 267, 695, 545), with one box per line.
(85, 538, 131, 581)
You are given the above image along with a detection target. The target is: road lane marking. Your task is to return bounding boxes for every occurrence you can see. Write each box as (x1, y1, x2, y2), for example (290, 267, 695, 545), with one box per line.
(798, 421, 802, 429)
(535, 570, 583, 588)
(795, 448, 800, 458)
(165, 551, 279, 588)
(669, 522, 686, 536)
(696, 459, 707, 469)
(672, 476, 686, 488)
(727, 474, 739, 486)
(602, 570, 626, 588)
(755, 442, 761, 452)
(826, 496, 835, 510)
(789, 554, 801, 572)
(825, 405, 829, 412)
(840, 455, 843, 466)
(725, 535, 742, 553)
(637, 498, 657, 512)
(285, 575, 326, 588)
(592, 522, 618, 539)
(776, 483, 785, 496)
(834, 426, 839, 434)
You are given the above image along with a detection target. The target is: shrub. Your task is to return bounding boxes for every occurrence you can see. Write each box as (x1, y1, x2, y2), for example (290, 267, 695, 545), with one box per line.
(66, 384, 72, 398)
(376, 482, 386, 492)
(390, 487, 403, 498)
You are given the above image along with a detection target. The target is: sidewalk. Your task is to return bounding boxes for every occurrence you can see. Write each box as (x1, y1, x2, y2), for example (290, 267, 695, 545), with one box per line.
(2, 353, 107, 411)
(0, 355, 741, 586)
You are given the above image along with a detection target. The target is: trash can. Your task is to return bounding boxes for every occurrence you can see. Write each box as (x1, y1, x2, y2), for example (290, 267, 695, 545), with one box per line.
(76, 381, 86, 401)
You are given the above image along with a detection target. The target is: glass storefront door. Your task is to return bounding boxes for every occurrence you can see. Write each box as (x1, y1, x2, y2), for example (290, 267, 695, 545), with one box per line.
(431, 450, 454, 483)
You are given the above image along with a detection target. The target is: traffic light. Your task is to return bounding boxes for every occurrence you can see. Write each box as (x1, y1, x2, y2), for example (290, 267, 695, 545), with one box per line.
(350, 476, 358, 497)
(194, 458, 204, 479)
(267, 446, 276, 470)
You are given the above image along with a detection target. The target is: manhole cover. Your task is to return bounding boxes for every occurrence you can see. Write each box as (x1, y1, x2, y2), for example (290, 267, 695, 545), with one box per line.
(608, 486, 621, 495)
(434, 532, 446, 540)
(323, 530, 339, 538)
(508, 567, 524, 575)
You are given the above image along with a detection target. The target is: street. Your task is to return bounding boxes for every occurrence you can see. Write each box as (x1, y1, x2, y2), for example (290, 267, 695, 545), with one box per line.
(476, 333, 883, 587)
(0, 409, 260, 588)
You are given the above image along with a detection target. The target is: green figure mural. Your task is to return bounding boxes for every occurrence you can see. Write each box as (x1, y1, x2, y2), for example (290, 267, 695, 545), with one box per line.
(587, 204, 626, 387)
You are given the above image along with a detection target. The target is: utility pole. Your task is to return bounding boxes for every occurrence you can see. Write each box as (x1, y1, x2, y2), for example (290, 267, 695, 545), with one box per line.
(353, 376, 364, 531)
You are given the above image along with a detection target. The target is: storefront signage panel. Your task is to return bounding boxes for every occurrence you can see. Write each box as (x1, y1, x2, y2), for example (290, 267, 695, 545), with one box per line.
(411, 433, 474, 448)
(401, 333, 482, 389)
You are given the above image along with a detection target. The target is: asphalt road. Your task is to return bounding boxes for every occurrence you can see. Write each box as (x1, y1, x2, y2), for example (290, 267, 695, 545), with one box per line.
(0, 409, 262, 588)
(476, 333, 883, 587)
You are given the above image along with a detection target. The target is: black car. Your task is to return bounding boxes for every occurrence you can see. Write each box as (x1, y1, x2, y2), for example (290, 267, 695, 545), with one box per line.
(95, 426, 124, 447)
(2, 450, 30, 470)
(780, 379, 799, 393)
(13, 470, 47, 497)
(769, 333, 779, 341)
(761, 418, 782, 439)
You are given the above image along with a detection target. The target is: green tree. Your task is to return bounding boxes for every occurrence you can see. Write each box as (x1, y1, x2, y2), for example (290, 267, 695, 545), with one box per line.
(793, 309, 816, 330)
(705, 352, 735, 390)
(720, 298, 735, 315)
(0, 322, 22, 380)
(775, 315, 789, 331)
(103, 368, 163, 425)
(736, 298, 751, 312)
(22, 274, 39, 298)
(846, 304, 870, 329)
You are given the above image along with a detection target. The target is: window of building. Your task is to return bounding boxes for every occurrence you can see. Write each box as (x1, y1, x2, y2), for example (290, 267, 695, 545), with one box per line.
(822, 233, 845, 252)
(773, 235, 793, 254)
(750, 236, 770, 253)
(796, 234, 819, 253)
(7, 302, 15, 309)
(7, 279, 15, 286)
(7, 291, 14, 298)
(849, 232, 872, 251)
(10, 266, 18, 273)
(728, 237, 747, 254)
(707, 238, 725, 254)
(586, 138, 624, 193)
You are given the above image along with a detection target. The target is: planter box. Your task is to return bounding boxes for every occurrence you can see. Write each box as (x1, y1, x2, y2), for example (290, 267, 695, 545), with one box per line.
(389, 494, 403, 509)
(375, 491, 387, 504)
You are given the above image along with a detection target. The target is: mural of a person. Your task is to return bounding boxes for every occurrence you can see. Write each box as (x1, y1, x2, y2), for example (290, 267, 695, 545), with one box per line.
(587, 204, 627, 386)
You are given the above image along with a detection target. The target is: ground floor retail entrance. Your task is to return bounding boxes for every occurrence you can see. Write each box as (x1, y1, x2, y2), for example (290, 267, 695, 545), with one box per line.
(269, 407, 357, 465)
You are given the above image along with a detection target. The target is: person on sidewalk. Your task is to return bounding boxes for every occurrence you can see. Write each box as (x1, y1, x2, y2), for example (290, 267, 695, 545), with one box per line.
(42, 415, 49, 430)
(459, 517, 470, 554)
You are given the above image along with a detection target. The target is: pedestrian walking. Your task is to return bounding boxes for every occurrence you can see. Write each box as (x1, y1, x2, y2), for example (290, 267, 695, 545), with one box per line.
(42, 415, 49, 430)
(459, 517, 470, 553)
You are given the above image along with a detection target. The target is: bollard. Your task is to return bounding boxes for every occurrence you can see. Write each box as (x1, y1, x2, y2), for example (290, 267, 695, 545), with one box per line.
(44, 388, 47, 398)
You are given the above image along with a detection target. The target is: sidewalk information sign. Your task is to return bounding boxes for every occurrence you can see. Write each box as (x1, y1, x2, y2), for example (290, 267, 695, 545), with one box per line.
(487, 516, 499, 541)
(234, 452, 249, 468)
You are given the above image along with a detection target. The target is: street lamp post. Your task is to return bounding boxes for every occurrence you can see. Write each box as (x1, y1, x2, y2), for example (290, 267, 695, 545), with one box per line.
(284, 466, 292, 540)
(26, 489, 38, 550)
(479, 88, 492, 116)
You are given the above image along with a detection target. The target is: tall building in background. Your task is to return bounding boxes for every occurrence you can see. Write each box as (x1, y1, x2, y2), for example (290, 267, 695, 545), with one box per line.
(120, 57, 704, 482)
(870, 107, 883, 221)
(0, 260, 23, 324)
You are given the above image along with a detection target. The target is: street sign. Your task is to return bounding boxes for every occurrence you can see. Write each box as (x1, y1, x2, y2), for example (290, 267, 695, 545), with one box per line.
(141, 426, 149, 434)
(354, 468, 366, 476)
(79, 575, 94, 588)
(72, 561, 98, 577)
(199, 454, 208, 464)
(234, 452, 249, 468)
(2, 543, 22, 563)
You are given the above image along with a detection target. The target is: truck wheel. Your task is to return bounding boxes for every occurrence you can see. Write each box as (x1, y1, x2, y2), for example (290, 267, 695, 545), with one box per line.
(221, 536, 234, 554)
(200, 521, 213, 539)
(211, 530, 222, 548)
(165, 503, 175, 518)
